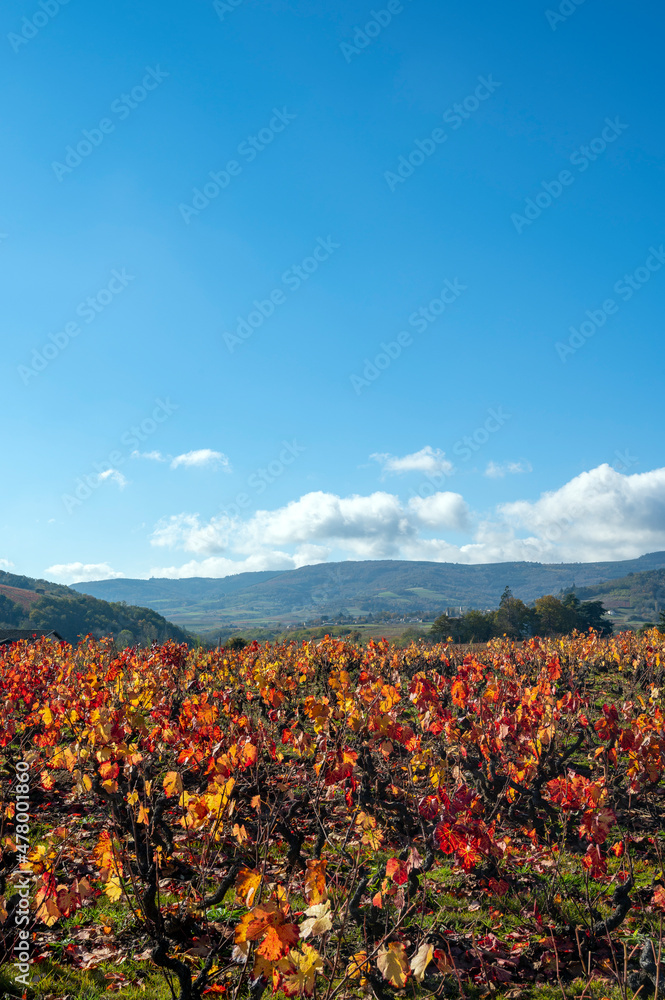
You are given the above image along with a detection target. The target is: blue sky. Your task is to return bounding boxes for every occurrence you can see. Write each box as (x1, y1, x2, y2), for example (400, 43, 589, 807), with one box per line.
(2, 0, 664, 583)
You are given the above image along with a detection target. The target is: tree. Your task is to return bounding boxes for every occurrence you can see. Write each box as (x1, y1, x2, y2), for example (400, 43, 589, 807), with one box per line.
(430, 614, 464, 643)
(457, 610, 496, 643)
(226, 636, 248, 651)
(0, 594, 24, 627)
(561, 593, 612, 635)
(494, 587, 537, 639)
(533, 595, 576, 636)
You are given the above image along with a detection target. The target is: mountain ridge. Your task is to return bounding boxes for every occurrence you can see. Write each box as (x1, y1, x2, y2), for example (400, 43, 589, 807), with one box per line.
(70, 552, 665, 629)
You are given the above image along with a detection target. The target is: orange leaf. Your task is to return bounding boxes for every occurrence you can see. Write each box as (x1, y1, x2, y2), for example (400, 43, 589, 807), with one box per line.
(257, 921, 299, 961)
(236, 868, 262, 907)
(304, 860, 327, 904)
(163, 771, 183, 798)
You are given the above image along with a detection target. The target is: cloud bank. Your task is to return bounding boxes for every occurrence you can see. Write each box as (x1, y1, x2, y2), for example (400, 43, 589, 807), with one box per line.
(147, 464, 665, 579)
(46, 562, 124, 584)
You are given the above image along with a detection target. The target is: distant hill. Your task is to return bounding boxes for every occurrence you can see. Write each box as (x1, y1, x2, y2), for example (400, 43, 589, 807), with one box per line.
(576, 567, 665, 628)
(0, 570, 193, 647)
(70, 552, 665, 630)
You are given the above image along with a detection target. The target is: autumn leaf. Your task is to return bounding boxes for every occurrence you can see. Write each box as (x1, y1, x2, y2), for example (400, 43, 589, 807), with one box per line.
(35, 893, 60, 926)
(99, 761, 119, 781)
(324, 748, 358, 785)
(410, 942, 434, 982)
(241, 743, 258, 768)
(386, 858, 409, 885)
(653, 887, 665, 911)
(378, 942, 410, 988)
(347, 951, 370, 981)
(434, 948, 454, 975)
(257, 922, 299, 961)
(300, 901, 332, 938)
(163, 771, 183, 798)
(236, 868, 262, 907)
(280, 944, 323, 996)
(304, 859, 327, 903)
(104, 876, 123, 902)
(236, 903, 299, 960)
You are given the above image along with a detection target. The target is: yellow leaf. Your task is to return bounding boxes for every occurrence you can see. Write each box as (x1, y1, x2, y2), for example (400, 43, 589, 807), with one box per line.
(280, 943, 323, 996)
(378, 943, 410, 989)
(35, 895, 60, 927)
(163, 771, 183, 798)
(347, 951, 369, 981)
(300, 901, 332, 938)
(104, 876, 123, 902)
(410, 942, 434, 982)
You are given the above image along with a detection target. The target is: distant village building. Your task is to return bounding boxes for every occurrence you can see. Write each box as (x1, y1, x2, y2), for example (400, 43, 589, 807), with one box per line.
(0, 629, 64, 647)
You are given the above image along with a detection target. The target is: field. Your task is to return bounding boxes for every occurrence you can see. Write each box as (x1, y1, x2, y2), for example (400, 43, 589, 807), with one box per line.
(1, 631, 665, 1000)
(0, 586, 42, 612)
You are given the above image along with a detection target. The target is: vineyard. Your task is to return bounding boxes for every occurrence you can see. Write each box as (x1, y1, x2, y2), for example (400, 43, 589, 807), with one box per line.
(1, 631, 665, 1000)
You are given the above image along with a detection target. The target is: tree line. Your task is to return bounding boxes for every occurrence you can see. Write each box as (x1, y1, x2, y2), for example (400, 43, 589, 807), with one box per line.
(430, 588, 613, 643)
(0, 592, 193, 647)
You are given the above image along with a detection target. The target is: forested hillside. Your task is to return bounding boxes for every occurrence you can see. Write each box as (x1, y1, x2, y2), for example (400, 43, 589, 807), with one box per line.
(0, 571, 192, 646)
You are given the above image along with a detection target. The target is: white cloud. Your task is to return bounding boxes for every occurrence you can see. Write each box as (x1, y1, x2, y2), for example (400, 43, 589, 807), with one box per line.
(131, 450, 167, 462)
(0, 558, 14, 571)
(170, 449, 231, 471)
(371, 447, 453, 478)
(147, 465, 665, 577)
(98, 469, 128, 489)
(485, 460, 533, 479)
(45, 562, 124, 584)
(408, 492, 470, 531)
(487, 464, 665, 563)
